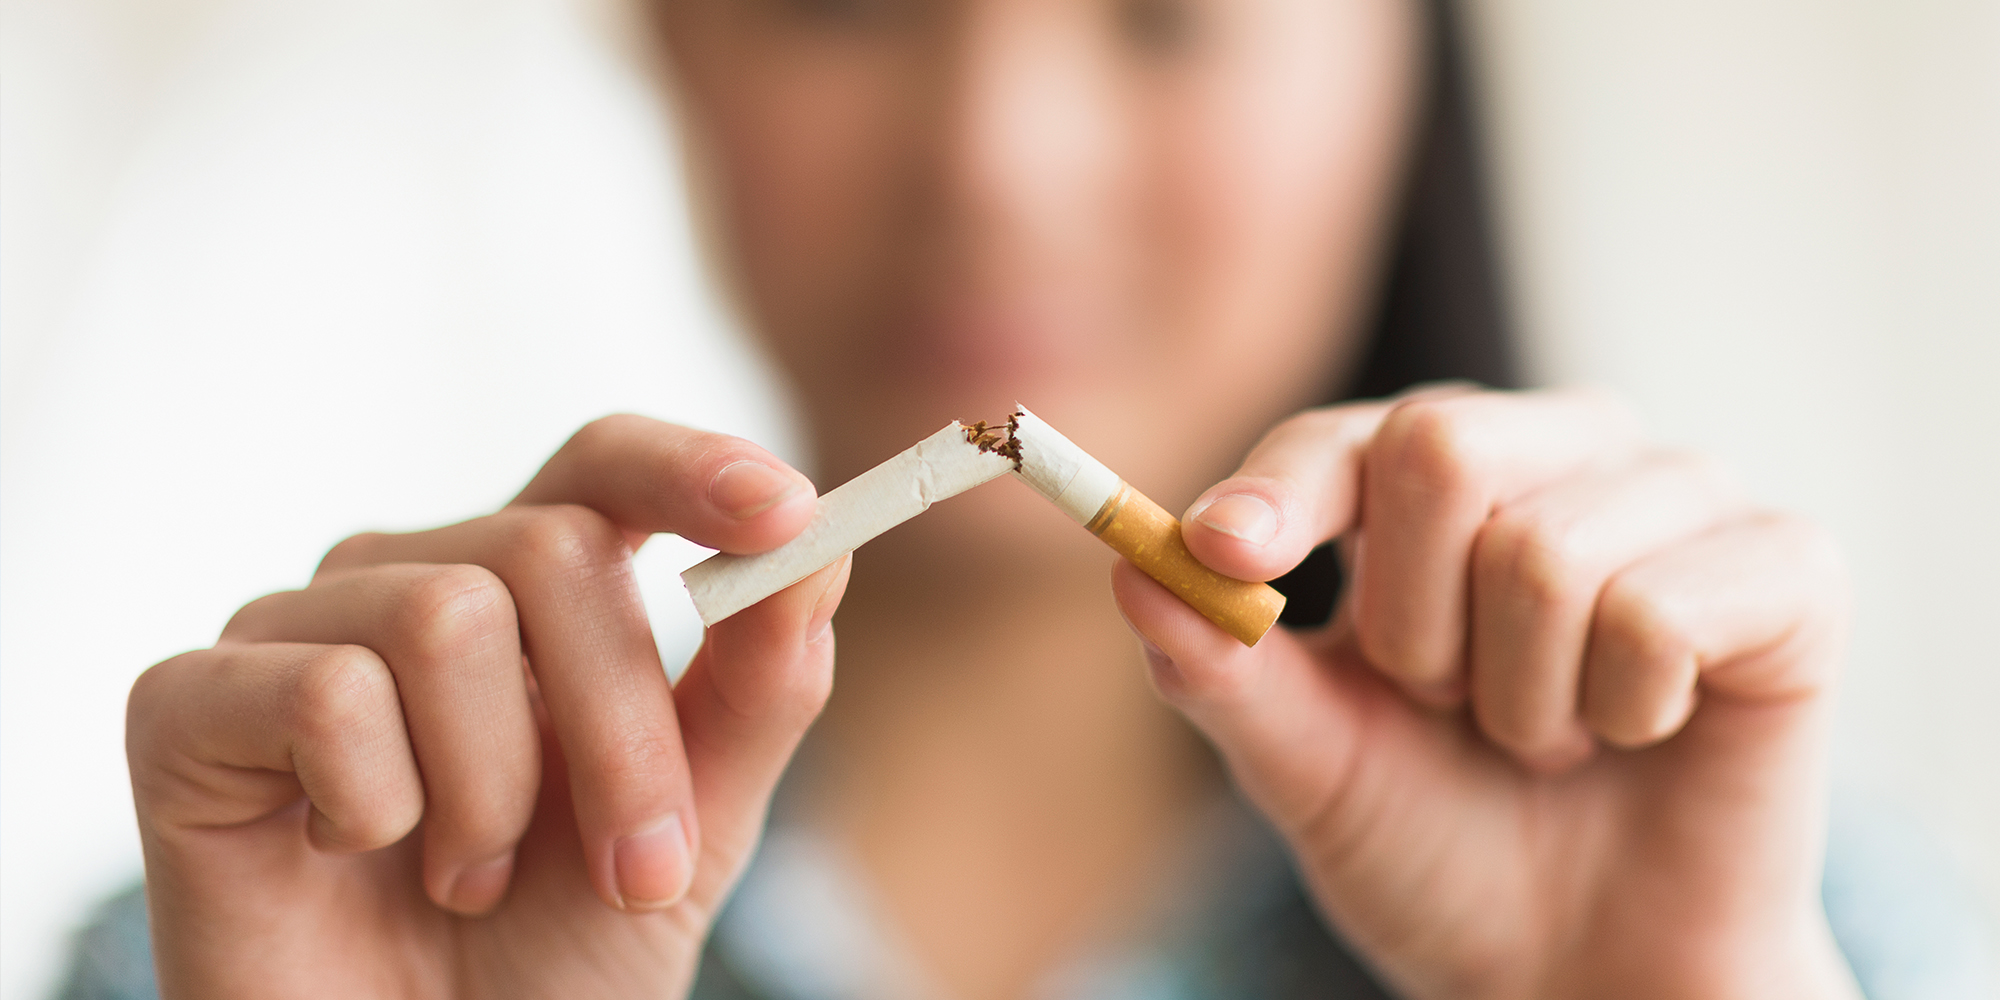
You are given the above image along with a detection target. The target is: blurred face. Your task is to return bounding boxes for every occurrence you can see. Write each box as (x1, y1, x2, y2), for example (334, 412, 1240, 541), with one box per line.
(661, 0, 1420, 574)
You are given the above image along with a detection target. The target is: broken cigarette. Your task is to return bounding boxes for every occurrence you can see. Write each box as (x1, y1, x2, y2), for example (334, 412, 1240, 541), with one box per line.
(681, 422, 1014, 626)
(680, 406, 1286, 647)
(1007, 407, 1286, 646)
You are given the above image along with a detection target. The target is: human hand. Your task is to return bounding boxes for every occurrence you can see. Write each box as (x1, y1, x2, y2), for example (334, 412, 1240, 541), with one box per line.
(127, 415, 847, 999)
(1115, 388, 1863, 1000)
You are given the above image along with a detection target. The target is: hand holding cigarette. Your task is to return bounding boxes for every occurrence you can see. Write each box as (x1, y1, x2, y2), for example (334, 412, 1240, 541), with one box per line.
(1003, 408, 1286, 645)
(126, 415, 850, 995)
(1111, 389, 1865, 997)
(683, 406, 1286, 645)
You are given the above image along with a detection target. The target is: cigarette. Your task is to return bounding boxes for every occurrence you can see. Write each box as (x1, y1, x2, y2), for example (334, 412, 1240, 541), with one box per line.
(1008, 407, 1286, 646)
(681, 422, 1014, 626)
(680, 407, 1287, 648)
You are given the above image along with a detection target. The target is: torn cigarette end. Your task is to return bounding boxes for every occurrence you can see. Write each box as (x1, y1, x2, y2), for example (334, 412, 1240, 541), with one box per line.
(681, 421, 1014, 626)
(1010, 406, 1285, 647)
(682, 407, 1285, 646)
(962, 417, 1023, 465)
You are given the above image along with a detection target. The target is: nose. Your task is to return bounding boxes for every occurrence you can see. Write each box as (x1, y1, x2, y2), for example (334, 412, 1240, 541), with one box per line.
(930, 3, 1130, 256)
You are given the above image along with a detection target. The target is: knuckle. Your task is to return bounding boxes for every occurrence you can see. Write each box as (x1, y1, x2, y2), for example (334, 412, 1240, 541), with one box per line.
(394, 565, 516, 661)
(568, 413, 683, 471)
(1598, 572, 1695, 671)
(1651, 448, 1747, 510)
(220, 589, 296, 639)
(1482, 509, 1594, 612)
(566, 414, 642, 465)
(1270, 400, 1390, 449)
(319, 532, 389, 573)
(577, 413, 650, 444)
(1266, 406, 1345, 445)
(509, 504, 627, 578)
(592, 724, 683, 794)
(1376, 397, 1488, 497)
(128, 650, 193, 707)
(126, 651, 202, 752)
(292, 645, 401, 749)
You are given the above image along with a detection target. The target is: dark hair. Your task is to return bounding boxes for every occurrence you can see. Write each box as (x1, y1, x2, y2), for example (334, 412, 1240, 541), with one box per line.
(1273, 0, 1519, 626)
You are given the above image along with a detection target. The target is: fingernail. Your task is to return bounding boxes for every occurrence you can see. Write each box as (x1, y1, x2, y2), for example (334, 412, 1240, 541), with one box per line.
(709, 461, 803, 520)
(613, 812, 693, 910)
(446, 852, 516, 913)
(1191, 493, 1279, 547)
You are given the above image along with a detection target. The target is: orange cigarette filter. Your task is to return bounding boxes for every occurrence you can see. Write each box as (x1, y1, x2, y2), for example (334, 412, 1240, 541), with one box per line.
(1087, 483, 1287, 646)
(996, 407, 1286, 646)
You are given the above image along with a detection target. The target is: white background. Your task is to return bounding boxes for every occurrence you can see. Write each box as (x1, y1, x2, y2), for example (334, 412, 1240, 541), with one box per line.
(4, 0, 1996, 995)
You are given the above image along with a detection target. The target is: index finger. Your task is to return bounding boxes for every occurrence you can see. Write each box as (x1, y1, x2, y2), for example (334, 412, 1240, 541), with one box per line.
(512, 414, 819, 555)
(1180, 384, 1483, 583)
(1178, 401, 1395, 583)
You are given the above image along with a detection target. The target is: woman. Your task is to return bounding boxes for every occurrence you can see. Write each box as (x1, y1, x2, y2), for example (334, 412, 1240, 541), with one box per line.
(111, 0, 1871, 996)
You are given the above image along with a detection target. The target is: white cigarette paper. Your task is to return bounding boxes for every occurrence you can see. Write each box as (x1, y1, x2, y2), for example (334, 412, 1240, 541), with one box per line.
(681, 422, 1014, 626)
(1008, 406, 1121, 524)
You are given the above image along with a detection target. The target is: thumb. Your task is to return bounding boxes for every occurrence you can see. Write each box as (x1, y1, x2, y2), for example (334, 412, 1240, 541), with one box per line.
(668, 555, 851, 914)
(1113, 559, 1388, 838)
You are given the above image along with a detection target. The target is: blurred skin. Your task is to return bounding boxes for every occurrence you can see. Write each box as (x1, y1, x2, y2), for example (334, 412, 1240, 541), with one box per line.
(124, 0, 1865, 998)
